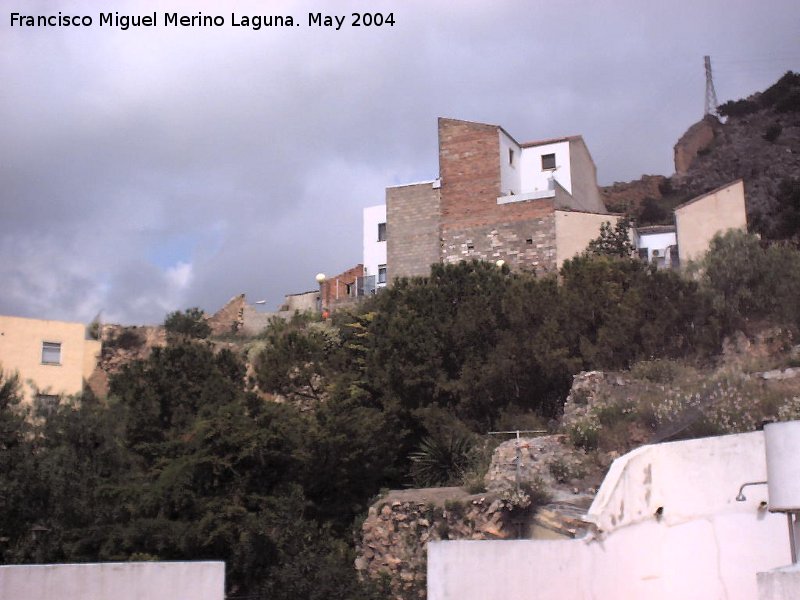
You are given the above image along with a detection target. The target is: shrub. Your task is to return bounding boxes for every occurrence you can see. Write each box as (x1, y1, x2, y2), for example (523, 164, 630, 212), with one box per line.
(409, 433, 477, 487)
(764, 123, 782, 142)
(568, 419, 600, 451)
(163, 307, 211, 339)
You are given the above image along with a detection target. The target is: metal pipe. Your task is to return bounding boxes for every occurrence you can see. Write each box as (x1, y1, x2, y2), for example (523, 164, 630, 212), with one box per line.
(789, 512, 798, 564)
(735, 480, 768, 502)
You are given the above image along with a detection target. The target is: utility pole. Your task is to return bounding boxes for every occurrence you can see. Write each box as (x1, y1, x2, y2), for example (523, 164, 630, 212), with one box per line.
(704, 55, 719, 116)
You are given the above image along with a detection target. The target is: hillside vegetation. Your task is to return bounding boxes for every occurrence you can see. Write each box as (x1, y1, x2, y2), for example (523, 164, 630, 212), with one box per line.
(2, 230, 800, 598)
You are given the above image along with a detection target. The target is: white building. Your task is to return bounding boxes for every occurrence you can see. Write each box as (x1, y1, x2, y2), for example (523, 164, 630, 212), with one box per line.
(362, 204, 387, 291)
(428, 430, 795, 600)
(497, 132, 604, 213)
(634, 225, 679, 268)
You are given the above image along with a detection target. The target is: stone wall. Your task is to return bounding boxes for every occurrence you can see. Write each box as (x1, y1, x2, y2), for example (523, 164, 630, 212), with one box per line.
(357, 489, 515, 600)
(441, 211, 557, 273)
(386, 182, 441, 280)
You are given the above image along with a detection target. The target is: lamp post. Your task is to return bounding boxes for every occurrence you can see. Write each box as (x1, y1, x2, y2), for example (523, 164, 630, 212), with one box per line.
(316, 273, 326, 313)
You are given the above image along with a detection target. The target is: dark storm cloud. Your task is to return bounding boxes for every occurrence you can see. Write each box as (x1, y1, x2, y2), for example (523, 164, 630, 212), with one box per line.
(1, 0, 797, 323)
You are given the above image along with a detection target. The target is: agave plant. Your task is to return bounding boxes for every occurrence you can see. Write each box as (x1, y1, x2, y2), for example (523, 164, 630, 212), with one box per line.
(409, 433, 477, 487)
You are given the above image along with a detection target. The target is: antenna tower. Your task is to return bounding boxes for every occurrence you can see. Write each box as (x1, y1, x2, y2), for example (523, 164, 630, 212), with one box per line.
(704, 55, 718, 116)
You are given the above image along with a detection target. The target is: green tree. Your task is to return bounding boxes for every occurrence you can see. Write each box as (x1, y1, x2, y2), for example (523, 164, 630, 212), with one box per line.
(587, 218, 634, 258)
(164, 307, 211, 339)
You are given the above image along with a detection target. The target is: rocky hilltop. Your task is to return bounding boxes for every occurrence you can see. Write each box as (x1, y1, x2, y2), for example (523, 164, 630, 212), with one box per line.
(603, 72, 800, 235)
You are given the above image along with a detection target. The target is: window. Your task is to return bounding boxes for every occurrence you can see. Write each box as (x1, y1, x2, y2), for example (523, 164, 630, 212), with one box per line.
(377, 222, 387, 242)
(508, 148, 515, 166)
(541, 153, 556, 170)
(41, 341, 61, 365)
(378, 264, 387, 284)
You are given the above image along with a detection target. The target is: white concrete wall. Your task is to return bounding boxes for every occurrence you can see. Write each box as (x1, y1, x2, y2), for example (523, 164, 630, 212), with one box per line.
(362, 204, 387, 287)
(429, 431, 793, 600)
(636, 231, 677, 262)
(498, 130, 522, 196)
(519, 140, 571, 194)
(0, 561, 225, 600)
(758, 563, 800, 600)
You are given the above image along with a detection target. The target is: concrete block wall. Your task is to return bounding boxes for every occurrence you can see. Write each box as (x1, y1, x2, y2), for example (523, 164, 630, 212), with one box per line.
(386, 182, 441, 280)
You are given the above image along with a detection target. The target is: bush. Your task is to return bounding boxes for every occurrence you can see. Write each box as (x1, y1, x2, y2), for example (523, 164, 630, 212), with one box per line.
(763, 123, 782, 142)
(163, 307, 211, 339)
(409, 433, 478, 487)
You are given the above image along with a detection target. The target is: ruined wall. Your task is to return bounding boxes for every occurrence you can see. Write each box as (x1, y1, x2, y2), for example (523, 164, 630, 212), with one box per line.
(386, 182, 441, 280)
(207, 294, 246, 337)
(357, 489, 516, 600)
(319, 264, 364, 308)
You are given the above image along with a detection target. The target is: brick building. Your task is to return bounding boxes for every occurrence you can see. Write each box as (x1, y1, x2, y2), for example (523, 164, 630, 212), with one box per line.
(374, 117, 612, 282)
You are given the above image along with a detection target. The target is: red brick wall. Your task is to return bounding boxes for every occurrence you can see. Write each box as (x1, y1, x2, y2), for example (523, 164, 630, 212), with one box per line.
(320, 264, 364, 309)
(438, 118, 559, 272)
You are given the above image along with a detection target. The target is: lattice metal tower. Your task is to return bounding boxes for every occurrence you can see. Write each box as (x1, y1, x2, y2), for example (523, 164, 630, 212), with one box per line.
(704, 55, 719, 116)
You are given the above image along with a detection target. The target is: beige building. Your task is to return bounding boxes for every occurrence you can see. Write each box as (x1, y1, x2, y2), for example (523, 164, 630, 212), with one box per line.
(0, 314, 101, 407)
(674, 179, 747, 262)
(554, 209, 622, 267)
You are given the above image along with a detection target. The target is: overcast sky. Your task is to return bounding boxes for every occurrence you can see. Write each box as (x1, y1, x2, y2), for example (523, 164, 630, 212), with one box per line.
(2, 0, 798, 324)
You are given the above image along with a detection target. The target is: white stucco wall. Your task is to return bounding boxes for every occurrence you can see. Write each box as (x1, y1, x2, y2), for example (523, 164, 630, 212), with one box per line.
(0, 561, 225, 600)
(429, 431, 793, 600)
(519, 140, 571, 194)
(758, 563, 800, 600)
(498, 130, 522, 196)
(636, 231, 677, 262)
(362, 204, 387, 287)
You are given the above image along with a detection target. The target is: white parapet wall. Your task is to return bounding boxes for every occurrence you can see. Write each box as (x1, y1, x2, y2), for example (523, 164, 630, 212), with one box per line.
(0, 561, 225, 600)
(758, 563, 800, 599)
(429, 430, 793, 600)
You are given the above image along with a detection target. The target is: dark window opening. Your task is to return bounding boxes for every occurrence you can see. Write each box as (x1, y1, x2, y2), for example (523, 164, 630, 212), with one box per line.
(541, 153, 556, 170)
(378, 265, 387, 284)
(508, 148, 515, 166)
(526, 238, 533, 245)
(377, 222, 387, 242)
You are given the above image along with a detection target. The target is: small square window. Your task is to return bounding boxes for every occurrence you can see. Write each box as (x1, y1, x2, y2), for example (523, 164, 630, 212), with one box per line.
(541, 153, 556, 170)
(526, 238, 533, 245)
(467, 243, 475, 251)
(377, 222, 387, 242)
(378, 264, 387, 284)
(42, 342, 61, 365)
